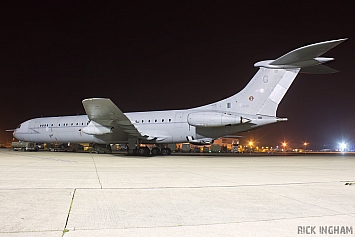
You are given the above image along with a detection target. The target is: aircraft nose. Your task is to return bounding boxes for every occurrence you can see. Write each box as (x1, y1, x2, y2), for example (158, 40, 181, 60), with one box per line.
(12, 126, 22, 140)
(13, 129, 18, 139)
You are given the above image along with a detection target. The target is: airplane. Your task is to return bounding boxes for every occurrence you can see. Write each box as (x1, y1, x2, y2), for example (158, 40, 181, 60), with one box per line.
(12, 38, 347, 155)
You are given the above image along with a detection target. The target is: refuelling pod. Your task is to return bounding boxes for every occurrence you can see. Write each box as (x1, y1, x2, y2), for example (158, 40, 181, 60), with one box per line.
(186, 136, 213, 145)
(81, 121, 114, 135)
(187, 112, 250, 127)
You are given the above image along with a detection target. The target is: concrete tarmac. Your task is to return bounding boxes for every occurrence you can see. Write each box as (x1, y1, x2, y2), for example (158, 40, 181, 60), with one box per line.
(0, 148, 354, 237)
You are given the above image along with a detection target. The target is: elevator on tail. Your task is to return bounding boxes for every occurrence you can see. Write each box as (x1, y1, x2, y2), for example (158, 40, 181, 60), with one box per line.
(12, 38, 347, 155)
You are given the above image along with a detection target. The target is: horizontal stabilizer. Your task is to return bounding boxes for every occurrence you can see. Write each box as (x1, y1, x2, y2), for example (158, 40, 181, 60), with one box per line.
(270, 38, 347, 65)
(300, 64, 339, 74)
(254, 38, 347, 74)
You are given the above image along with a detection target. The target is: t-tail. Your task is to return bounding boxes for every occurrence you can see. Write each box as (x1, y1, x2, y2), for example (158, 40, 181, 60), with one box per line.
(197, 38, 347, 117)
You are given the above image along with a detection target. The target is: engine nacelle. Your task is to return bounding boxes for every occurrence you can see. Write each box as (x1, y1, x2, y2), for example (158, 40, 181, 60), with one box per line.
(81, 121, 113, 135)
(187, 112, 250, 127)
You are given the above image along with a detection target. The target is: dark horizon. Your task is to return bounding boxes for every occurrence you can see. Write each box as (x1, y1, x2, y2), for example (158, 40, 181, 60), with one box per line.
(1, 2, 354, 150)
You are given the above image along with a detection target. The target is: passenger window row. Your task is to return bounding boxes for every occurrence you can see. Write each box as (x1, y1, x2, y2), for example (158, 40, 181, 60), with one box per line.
(135, 118, 172, 123)
(39, 118, 172, 128)
(39, 121, 90, 128)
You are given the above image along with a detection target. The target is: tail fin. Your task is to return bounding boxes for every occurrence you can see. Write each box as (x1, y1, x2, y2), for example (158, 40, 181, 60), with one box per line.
(198, 39, 347, 117)
(234, 67, 300, 117)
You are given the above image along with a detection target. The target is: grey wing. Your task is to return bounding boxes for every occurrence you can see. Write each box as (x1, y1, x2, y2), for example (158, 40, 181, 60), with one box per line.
(82, 98, 142, 137)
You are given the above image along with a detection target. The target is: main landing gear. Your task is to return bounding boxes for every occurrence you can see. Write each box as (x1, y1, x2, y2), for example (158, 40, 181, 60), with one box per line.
(127, 138, 172, 156)
(127, 146, 172, 156)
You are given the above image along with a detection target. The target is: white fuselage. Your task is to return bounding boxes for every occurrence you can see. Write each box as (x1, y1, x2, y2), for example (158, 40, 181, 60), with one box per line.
(13, 109, 276, 145)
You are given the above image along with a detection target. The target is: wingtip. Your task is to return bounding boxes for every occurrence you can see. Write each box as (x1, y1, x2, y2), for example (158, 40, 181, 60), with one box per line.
(327, 38, 348, 46)
(82, 98, 110, 102)
(334, 38, 348, 43)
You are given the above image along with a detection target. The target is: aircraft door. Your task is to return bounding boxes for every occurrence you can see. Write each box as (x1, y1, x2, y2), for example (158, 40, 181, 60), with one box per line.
(34, 121, 40, 129)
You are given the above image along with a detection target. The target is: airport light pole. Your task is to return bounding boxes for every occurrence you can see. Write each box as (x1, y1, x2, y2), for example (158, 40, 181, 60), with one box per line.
(282, 142, 287, 153)
(249, 141, 253, 153)
(303, 142, 308, 153)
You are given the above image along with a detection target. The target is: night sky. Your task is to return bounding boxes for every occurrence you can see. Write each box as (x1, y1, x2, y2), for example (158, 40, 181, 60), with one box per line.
(1, 1, 354, 149)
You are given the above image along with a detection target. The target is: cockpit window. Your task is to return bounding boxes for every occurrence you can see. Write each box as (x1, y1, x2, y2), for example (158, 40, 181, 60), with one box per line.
(17, 124, 21, 129)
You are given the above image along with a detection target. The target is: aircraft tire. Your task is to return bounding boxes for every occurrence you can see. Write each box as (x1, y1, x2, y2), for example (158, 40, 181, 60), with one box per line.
(138, 147, 150, 156)
(161, 148, 171, 156)
(128, 148, 137, 156)
(138, 148, 144, 155)
(151, 147, 160, 156)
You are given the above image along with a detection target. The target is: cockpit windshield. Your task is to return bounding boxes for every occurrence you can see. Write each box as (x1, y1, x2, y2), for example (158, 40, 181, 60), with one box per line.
(17, 124, 21, 129)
